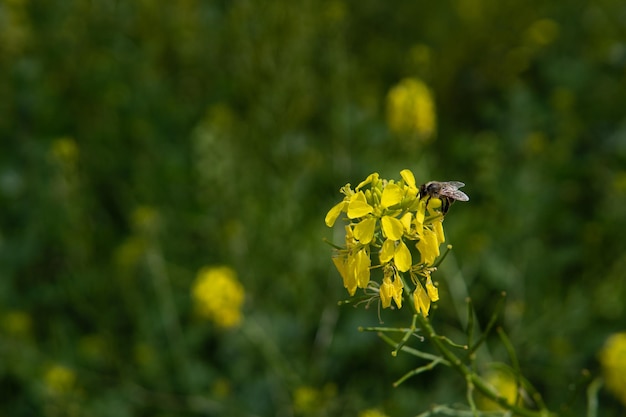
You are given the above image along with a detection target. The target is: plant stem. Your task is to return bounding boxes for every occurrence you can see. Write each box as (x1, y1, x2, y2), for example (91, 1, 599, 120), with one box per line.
(415, 313, 556, 417)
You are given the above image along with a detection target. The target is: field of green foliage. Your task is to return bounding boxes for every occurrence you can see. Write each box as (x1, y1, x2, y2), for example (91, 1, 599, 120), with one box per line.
(1, 1, 626, 416)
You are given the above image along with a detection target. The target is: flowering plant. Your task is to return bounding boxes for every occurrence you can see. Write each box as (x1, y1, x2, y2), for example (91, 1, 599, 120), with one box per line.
(325, 169, 451, 316)
(324, 170, 568, 417)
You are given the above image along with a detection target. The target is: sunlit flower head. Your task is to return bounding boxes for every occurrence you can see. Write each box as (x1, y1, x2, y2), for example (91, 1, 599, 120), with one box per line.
(599, 331, 626, 407)
(326, 170, 455, 316)
(192, 266, 245, 328)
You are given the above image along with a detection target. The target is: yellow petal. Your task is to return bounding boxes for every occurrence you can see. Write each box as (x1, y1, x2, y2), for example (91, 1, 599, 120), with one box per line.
(433, 219, 445, 244)
(381, 215, 404, 240)
(400, 169, 416, 188)
(380, 239, 395, 264)
(394, 241, 412, 272)
(417, 228, 439, 265)
(413, 284, 431, 316)
(333, 256, 356, 296)
(415, 200, 426, 226)
(353, 217, 376, 244)
(355, 249, 371, 288)
(325, 200, 348, 227)
(380, 277, 394, 309)
(381, 183, 403, 208)
(426, 278, 439, 302)
(356, 172, 379, 190)
(392, 273, 404, 308)
(400, 212, 412, 232)
(347, 192, 373, 218)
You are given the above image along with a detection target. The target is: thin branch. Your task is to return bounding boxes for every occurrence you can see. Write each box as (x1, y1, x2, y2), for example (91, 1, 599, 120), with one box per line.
(393, 357, 447, 387)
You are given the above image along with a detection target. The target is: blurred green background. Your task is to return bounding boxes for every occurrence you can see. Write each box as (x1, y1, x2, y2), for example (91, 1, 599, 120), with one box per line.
(1, 0, 626, 415)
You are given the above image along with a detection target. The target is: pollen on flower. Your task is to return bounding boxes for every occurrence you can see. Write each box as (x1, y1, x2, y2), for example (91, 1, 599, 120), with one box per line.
(192, 266, 245, 328)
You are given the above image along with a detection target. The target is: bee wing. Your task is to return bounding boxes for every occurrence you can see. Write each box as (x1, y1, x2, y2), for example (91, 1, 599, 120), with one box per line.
(440, 182, 469, 201)
(445, 189, 469, 201)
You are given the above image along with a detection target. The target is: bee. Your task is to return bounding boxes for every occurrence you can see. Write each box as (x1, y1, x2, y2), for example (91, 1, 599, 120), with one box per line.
(419, 181, 469, 214)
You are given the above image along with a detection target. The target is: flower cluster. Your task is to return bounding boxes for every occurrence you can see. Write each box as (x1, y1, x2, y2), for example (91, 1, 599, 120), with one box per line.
(325, 169, 448, 316)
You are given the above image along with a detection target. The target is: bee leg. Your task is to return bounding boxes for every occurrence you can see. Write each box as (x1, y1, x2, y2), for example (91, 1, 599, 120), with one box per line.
(441, 198, 450, 215)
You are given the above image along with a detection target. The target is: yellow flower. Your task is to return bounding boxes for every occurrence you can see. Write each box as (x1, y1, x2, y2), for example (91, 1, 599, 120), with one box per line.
(192, 266, 245, 328)
(348, 191, 374, 219)
(599, 331, 626, 407)
(380, 266, 404, 309)
(386, 78, 436, 140)
(380, 239, 412, 272)
(333, 247, 371, 296)
(326, 169, 456, 314)
(293, 386, 320, 413)
(477, 369, 520, 411)
(425, 276, 439, 302)
(293, 384, 337, 414)
(44, 364, 76, 397)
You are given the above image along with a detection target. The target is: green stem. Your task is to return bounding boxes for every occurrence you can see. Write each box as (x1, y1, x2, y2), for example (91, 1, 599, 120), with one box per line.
(415, 313, 556, 417)
(394, 357, 447, 387)
(378, 331, 449, 364)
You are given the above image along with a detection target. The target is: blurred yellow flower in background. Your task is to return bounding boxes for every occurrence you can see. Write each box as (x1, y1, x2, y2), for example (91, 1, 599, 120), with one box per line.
(43, 364, 76, 398)
(192, 266, 245, 328)
(358, 408, 389, 417)
(1, 310, 32, 338)
(599, 331, 626, 407)
(476, 369, 520, 411)
(386, 77, 436, 141)
(293, 384, 337, 414)
(50, 137, 79, 167)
